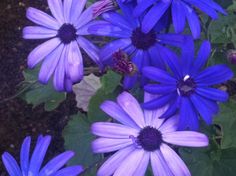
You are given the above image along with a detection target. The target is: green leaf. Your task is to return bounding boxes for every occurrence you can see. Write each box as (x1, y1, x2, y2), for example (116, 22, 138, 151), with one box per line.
(63, 113, 102, 168)
(214, 100, 236, 149)
(179, 147, 236, 176)
(87, 71, 121, 122)
(21, 68, 66, 111)
(100, 70, 122, 94)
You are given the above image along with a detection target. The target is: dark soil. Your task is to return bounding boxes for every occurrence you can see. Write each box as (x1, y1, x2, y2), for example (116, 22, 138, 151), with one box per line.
(0, 0, 79, 174)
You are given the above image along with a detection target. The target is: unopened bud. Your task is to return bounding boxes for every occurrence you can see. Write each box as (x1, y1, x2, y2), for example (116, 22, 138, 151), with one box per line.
(93, 0, 117, 18)
(227, 49, 236, 64)
(112, 50, 137, 76)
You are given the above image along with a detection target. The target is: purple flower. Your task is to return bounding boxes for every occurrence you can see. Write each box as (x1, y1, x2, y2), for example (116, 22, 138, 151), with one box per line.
(23, 0, 102, 91)
(134, 0, 227, 38)
(89, 0, 189, 89)
(91, 92, 208, 176)
(2, 135, 83, 176)
(142, 41, 233, 130)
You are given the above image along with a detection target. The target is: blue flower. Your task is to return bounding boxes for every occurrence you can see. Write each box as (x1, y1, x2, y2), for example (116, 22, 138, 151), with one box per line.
(91, 91, 208, 175)
(142, 41, 233, 130)
(134, 0, 227, 38)
(2, 135, 83, 176)
(89, 0, 189, 89)
(23, 0, 102, 92)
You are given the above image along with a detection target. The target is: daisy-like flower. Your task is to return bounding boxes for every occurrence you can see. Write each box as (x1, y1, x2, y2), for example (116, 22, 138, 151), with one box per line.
(134, 0, 227, 38)
(91, 92, 208, 176)
(89, 0, 189, 89)
(142, 41, 233, 130)
(23, 0, 103, 91)
(2, 135, 83, 176)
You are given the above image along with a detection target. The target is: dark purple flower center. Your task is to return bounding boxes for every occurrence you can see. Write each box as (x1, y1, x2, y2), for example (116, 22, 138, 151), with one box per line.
(137, 126, 162, 151)
(131, 27, 156, 50)
(177, 75, 196, 96)
(58, 24, 77, 44)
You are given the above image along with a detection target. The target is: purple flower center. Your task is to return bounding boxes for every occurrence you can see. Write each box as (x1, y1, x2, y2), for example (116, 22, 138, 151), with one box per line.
(177, 75, 196, 96)
(58, 24, 77, 44)
(131, 28, 156, 50)
(137, 126, 162, 151)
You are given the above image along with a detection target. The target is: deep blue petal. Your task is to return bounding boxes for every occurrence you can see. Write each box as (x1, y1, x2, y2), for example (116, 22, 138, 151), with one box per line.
(172, 0, 186, 33)
(54, 166, 83, 176)
(161, 95, 180, 119)
(142, 66, 176, 84)
(195, 64, 233, 86)
(148, 44, 166, 70)
(133, 0, 156, 17)
(142, 93, 176, 110)
(2, 152, 22, 176)
(196, 87, 229, 102)
(20, 136, 31, 175)
(144, 84, 176, 94)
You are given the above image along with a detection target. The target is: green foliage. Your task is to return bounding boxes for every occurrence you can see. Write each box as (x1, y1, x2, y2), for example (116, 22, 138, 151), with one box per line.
(88, 71, 121, 122)
(214, 100, 236, 149)
(21, 68, 66, 111)
(63, 113, 102, 168)
(180, 147, 236, 176)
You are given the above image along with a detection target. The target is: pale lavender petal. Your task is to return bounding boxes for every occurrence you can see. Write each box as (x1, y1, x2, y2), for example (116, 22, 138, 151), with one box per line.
(70, 0, 87, 23)
(39, 151, 74, 176)
(143, 92, 158, 126)
(97, 146, 135, 176)
(100, 100, 140, 129)
(23, 26, 57, 39)
(117, 92, 145, 128)
(91, 122, 139, 138)
(63, 0, 73, 23)
(163, 131, 209, 147)
(27, 37, 61, 68)
(26, 7, 60, 30)
(39, 44, 64, 84)
(66, 41, 83, 83)
(133, 152, 150, 176)
(92, 138, 133, 153)
(53, 46, 67, 91)
(77, 36, 102, 67)
(160, 144, 191, 176)
(64, 77, 73, 92)
(47, 0, 64, 24)
(151, 151, 173, 176)
(158, 115, 179, 133)
(114, 149, 145, 176)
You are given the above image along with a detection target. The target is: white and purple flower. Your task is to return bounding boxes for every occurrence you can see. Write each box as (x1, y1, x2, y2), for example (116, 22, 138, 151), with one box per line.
(23, 0, 103, 91)
(91, 92, 208, 176)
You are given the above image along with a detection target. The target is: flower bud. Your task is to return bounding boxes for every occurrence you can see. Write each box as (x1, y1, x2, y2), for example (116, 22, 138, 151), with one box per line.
(227, 49, 236, 64)
(92, 0, 117, 18)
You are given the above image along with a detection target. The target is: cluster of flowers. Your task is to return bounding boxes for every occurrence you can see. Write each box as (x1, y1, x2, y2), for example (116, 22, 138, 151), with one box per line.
(2, 0, 233, 175)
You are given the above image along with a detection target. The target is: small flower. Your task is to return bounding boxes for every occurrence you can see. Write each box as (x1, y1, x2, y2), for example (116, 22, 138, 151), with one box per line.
(23, 0, 102, 91)
(91, 92, 208, 176)
(2, 135, 83, 176)
(142, 41, 233, 130)
(134, 0, 227, 38)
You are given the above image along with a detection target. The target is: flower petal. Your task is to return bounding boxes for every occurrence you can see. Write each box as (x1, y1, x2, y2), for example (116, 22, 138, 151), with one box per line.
(117, 92, 146, 128)
(2, 152, 21, 176)
(92, 138, 133, 153)
(97, 146, 135, 176)
(39, 151, 74, 176)
(28, 136, 51, 175)
(70, 0, 87, 23)
(23, 26, 57, 39)
(114, 149, 146, 176)
(20, 137, 31, 176)
(133, 152, 150, 176)
(160, 144, 191, 176)
(27, 38, 61, 68)
(196, 87, 228, 102)
(172, 0, 186, 33)
(151, 150, 173, 176)
(158, 115, 179, 133)
(91, 122, 139, 138)
(53, 166, 83, 176)
(100, 100, 139, 129)
(26, 7, 60, 29)
(47, 0, 64, 24)
(63, 0, 73, 22)
(163, 131, 209, 147)
(38, 43, 64, 84)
